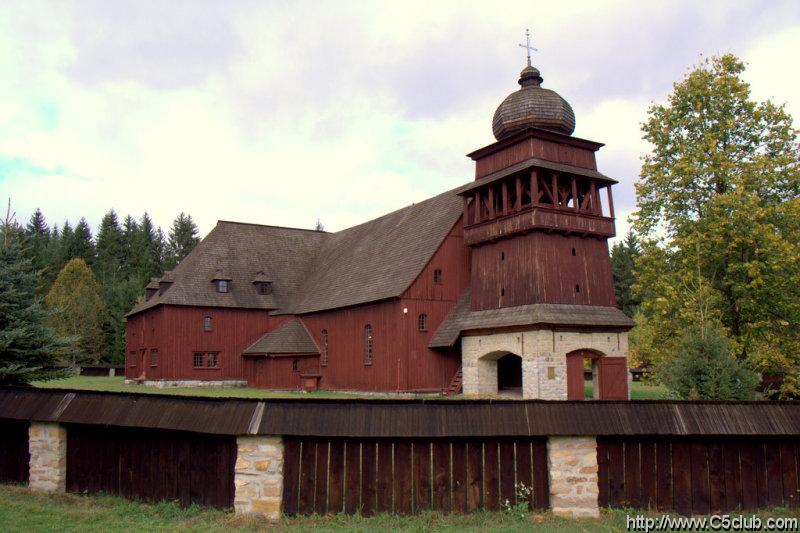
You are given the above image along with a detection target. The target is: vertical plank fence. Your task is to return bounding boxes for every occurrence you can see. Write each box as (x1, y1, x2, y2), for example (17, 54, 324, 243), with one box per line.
(282, 438, 549, 515)
(65, 424, 236, 508)
(0, 419, 29, 484)
(598, 437, 800, 514)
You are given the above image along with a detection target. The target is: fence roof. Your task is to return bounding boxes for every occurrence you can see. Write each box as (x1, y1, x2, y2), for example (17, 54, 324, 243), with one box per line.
(1, 388, 799, 437)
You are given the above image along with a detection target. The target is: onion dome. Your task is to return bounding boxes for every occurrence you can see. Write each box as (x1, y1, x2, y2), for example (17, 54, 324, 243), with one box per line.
(491, 65, 576, 140)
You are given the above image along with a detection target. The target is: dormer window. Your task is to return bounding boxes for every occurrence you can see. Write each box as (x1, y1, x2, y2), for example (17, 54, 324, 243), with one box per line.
(256, 281, 273, 295)
(216, 280, 229, 293)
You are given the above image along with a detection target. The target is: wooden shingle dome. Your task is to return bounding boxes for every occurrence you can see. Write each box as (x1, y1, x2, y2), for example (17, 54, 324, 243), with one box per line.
(492, 65, 576, 140)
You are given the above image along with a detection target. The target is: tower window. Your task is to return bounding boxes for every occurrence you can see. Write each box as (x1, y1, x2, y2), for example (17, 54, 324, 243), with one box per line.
(575, 284, 581, 293)
(203, 316, 212, 331)
(256, 282, 273, 295)
(501, 251, 505, 261)
(321, 330, 329, 366)
(571, 248, 576, 256)
(418, 314, 428, 332)
(501, 287, 505, 296)
(216, 280, 229, 293)
(433, 269, 443, 284)
(364, 324, 373, 366)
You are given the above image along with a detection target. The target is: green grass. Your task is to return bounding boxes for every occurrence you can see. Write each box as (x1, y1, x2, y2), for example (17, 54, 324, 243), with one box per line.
(34, 375, 670, 400)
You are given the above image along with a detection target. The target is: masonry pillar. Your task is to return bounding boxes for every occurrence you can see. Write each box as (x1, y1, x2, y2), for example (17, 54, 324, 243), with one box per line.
(28, 422, 67, 492)
(234, 436, 284, 519)
(547, 436, 600, 518)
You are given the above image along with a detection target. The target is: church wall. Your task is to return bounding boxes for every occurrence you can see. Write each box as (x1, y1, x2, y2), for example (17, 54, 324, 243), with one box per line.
(126, 306, 287, 382)
(470, 232, 616, 311)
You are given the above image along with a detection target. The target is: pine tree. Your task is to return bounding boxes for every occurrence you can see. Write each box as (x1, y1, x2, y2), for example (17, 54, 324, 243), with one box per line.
(610, 230, 641, 316)
(0, 206, 73, 384)
(166, 212, 199, 268)
(71, 217, 96, 265)
(121, 215, 140, 280)
(138, 212, 163, 281)
(24, 208, 52, 292)
(45, 258, 107, 365)
(95, 210, 124, 285)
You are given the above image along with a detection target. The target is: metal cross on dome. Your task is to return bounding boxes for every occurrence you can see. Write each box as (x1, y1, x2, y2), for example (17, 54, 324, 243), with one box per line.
(518, 28, 537, 67)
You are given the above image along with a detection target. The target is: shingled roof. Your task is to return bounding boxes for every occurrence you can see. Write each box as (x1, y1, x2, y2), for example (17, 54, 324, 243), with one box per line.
(127, 222, 328, 316)
(242, 318, 319, 355)
(429, 290, 635, 348)
(127, 186, 465, 317)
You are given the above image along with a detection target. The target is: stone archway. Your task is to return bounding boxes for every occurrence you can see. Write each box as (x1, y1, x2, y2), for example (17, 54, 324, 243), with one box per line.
(475, 350, 523, 396)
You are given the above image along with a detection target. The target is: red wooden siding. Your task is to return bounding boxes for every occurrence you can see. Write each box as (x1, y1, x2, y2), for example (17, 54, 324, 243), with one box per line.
(243, 354, 318, 390)
(66, 424, 236, 509)
(126, 306, 289, 381)
(475, 137, 597, 179)
(283, 437, 549, 515)
(598, 437, 800, 514)
(0, 419, 29, 484)
(470, 232, 616, 310)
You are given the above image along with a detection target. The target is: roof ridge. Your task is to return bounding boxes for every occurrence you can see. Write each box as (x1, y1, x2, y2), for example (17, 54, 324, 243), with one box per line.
(217, 220, 331, 234)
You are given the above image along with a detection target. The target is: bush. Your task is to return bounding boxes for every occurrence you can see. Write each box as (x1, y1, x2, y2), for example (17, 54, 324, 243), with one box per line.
(657, 327, 758, 400)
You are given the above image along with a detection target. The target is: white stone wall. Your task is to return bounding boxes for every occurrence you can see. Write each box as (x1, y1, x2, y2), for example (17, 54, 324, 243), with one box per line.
(461, 329, 629, 399)
(234, 436, 284, 519)
(28, 422, 67, 492)
(547, 436, 600, 518)
(124, 379, 247, 388)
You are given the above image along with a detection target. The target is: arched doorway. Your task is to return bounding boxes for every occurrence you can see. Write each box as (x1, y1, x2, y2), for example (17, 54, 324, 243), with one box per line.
(497, 353, 522, 393)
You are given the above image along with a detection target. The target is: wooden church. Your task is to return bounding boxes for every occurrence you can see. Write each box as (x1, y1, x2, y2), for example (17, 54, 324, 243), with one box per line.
(126, 55, 634, 399)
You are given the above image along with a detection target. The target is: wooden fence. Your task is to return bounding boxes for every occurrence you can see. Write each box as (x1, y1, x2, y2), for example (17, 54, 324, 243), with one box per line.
(65, 424, 236, 508)
(0, 420, 29, 484)
(598, 436, 800, 515)
(282, 438, 549, 515)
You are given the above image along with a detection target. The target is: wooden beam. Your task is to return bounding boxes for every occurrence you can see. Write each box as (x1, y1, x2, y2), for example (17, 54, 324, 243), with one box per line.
(463, 196, 470, 225)
(589, 181, 598, 214)
(501, 181, 508, 215)
(571, 176, 579, 211)
(531, 169, 538, 206)
(474, 192, 480, 224)
(607, 185, 615, 219)
(515, 176, 522, 211)
(488, 187, 495, 219)
(552, 174, 558, 207)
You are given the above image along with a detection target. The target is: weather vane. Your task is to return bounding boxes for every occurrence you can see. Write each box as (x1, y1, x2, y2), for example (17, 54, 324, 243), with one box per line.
(518, 28, 537, 67)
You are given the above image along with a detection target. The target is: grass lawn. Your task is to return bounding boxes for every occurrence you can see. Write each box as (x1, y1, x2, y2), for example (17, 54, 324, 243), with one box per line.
(34, 375, 670, 400)
(8, 484, 798, 533)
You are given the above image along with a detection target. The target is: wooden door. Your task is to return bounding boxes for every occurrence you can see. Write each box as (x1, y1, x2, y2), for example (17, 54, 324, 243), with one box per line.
(566, 353, 585, 400)
(598, 357, 628, 400)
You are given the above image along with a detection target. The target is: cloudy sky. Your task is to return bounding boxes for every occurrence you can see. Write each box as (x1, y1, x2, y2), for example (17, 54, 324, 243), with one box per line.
(1, 0, 798, 240)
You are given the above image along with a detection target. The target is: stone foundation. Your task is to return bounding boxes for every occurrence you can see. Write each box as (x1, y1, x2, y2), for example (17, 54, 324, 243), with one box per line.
(234, 436, 284, 518)
(124, 379, 247, 388)
(547, 436, 599, 518)
(462, 329, 629, 399)
(28, 422, 67, 492)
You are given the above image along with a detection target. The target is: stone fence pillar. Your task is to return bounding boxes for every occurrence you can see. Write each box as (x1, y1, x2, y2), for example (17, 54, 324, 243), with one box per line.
(547, 436, 600, 518)
(28, 422, 67, 492)
(234, 436, 284, 519)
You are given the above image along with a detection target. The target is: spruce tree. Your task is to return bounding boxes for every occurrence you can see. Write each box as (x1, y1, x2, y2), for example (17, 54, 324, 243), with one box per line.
(166, 212, 199, 268)
(0, 211, 73, 384)
(71, 217, 96, 265)
(96, 210, 124, 285)
(610, 230, 641, 316)
(24, 208, 52, 292)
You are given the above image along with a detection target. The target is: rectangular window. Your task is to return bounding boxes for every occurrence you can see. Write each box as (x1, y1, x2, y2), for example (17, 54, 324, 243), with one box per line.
(207, 352, 219, 368)
(193, 352, 204, 368)
(433, 269, 443, 284)
(129, 351, 136, 367)
(203, 316, 212, 331)
(150, 349, 158, 367)
(320, 330, 329, 367)
(217, 280, 229, 293)
(364, 325, 373, 366)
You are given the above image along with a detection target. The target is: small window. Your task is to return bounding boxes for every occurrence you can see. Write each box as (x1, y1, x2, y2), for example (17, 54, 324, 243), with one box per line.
(207, 352, 219, 368)
(575, 284, 581, 293)
(321, 330, 329, 367)
(501, 251, 505, 261)
(150, 349, 158, 367)
(501, 287, 505, 296)
(433, 269, 443, 284)
(571, 247, 576, 256)
(193, 352, 204, 368)
(364, 324, 373, 366)
(418, 314, 427, 332)
(216, 280, 229, 293)
(203, 316, 212, 331)
(292, 359, 299, 372)
(256, 282, 273, 295)
(129, 351, 136, 367)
